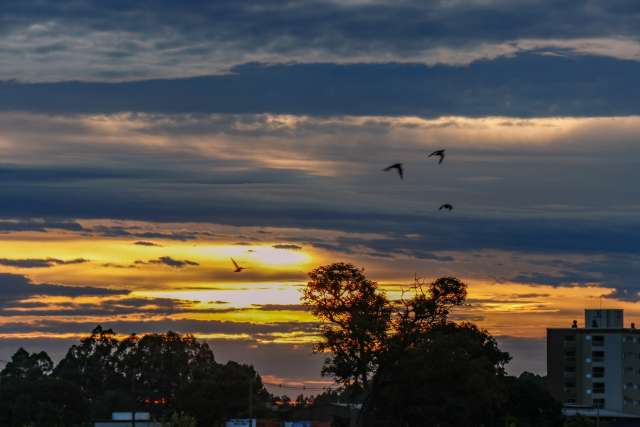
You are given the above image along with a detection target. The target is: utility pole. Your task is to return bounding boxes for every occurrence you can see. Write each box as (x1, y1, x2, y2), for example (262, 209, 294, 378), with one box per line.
(131, 366, 136, 427)
(249, 377, 253, 422)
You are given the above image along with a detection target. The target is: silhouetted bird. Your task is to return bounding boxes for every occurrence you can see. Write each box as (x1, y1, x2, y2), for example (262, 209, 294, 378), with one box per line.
(428, 149, 446, 164)
(231, 258, 247, 273)
(383, 163, 404, 180)
(439, 204, 453, 211)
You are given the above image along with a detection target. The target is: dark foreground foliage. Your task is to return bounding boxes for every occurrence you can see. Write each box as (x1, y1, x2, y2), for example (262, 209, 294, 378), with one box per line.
(304, 262, 565, 427)
(0, 262, 567, 426)
(0, 328, 269, 427)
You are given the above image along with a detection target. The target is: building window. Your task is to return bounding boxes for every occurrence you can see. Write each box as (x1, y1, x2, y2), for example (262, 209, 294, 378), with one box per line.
(593, 398, 605, 408)
(593, 383, 605, 394)
(592, 336, 604, 346)
(592, 351, 605, 362)
(593, 367, 604, 378)
(625, 367, 634, 374)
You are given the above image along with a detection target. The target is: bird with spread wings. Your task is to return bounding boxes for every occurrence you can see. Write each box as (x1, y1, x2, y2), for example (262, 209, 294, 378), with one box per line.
(231, 258, 247, 273)
(383, 163, 404, 180)
(428, 149, 446, 164)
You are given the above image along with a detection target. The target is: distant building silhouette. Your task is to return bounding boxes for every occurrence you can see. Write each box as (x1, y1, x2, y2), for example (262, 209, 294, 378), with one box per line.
(548, 309, 640, 420)
(94, 412, 159, 427)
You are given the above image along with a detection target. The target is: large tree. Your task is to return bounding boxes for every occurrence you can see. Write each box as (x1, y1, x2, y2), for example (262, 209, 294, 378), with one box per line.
(302, 262, 391, 391)
(0, 348, 88, 427)
(112, 331, 218, 409)
(54, 325, 120, 398)
(364, 322, 511, 426)
(303, 264, 563, 426)
(175, 361, 270, 425)
(0, 347, 53, 382)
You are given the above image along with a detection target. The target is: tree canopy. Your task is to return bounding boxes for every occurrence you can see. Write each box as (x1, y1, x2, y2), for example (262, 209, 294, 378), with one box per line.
(0, 328, 270, 427)
(303, 262, 563, 427)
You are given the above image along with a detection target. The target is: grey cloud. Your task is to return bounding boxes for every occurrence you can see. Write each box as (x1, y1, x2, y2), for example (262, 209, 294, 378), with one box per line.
(251, 304, 309, 312)
(0, 257, 89, 268)
(509, 255, 640, 301)
(134, 256, 199, 268)
(133, 240, 162, 247)
(0, 318, 319, 337)
(0, 273, 127, 304)
(272, 244, 303, 250)
(89, 225, 201, 241)
(1, 1, 640, 82)
(0, 218, 84, 233)
(2, 55, 640, 117)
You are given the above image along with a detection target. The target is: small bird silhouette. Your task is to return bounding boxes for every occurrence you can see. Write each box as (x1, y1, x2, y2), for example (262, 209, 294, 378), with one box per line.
(439, 204, 453, 211)
(231, 258, 247, 273)
(383, 163, 404, 180)
(428, 149, 446, 164)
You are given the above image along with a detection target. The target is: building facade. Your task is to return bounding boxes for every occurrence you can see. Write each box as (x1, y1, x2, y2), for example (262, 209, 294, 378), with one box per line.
(548, 309, 640, 418)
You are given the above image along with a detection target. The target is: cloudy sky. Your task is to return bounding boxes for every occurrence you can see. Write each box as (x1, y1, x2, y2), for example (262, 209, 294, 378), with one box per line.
(1, 0, 639, 390)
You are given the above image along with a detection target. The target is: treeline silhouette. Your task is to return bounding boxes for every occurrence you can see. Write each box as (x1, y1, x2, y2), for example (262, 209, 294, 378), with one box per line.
(0, 328, 271, 426)
(0, 263, 571, 427)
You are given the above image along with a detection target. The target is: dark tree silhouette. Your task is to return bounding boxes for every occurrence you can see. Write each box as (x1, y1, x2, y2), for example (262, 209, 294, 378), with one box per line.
(502, 372, 564, 427)
(302, 262, 391, 391)
(365, 322, 511, 426)
(0, 348, 88, 427)
(0, 347, 53, 381)
(302, 264, 563, 427)
(55, 325, 119, 398)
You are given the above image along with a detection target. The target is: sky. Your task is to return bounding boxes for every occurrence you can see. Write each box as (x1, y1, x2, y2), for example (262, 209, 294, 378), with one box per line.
(1, 0, 640, 392)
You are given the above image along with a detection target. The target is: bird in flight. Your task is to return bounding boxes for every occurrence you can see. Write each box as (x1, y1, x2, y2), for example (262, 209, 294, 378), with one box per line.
(383, 163, 404, 180)
(231, 258, 247, 273)
(428, 149, 446, 164)
(439, 204, 453, 211)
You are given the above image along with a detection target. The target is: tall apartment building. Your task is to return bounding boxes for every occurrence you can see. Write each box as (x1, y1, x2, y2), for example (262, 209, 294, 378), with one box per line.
(547, 309, 640, 418)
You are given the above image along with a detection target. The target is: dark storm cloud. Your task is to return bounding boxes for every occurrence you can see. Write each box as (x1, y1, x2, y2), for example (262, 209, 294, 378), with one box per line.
(0, 257, 89, 268)
(2, 55, 640, 116)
